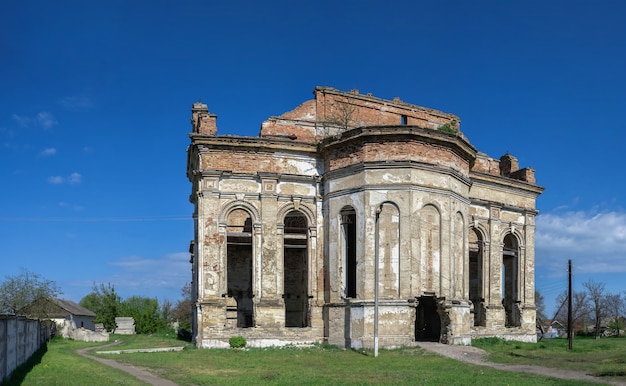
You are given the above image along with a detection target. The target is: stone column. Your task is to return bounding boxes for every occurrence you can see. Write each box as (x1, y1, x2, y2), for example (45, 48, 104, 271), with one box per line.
(486, 205, 505, 328)
(257, 175, 284, 328)
(521, 211, 537, 334)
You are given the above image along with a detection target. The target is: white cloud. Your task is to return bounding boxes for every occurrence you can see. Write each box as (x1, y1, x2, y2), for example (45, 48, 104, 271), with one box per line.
(11, 114, 31, 128)
(536, 210, 626, 275)
(36, 112, 57, 129)
(40, 148, 57, 156)
(48, 176, 65, 184)
(59, 95, 93, 111)
(108, 252, 190, 299)
(47, 172, 82, 185)
(68, 172, 82, 184)
(12, 112, 57, 129)
(58, 201, 84, 211)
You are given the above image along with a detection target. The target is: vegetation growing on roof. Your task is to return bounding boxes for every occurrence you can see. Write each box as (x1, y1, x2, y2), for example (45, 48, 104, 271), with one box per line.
(437, 120, 458, 135)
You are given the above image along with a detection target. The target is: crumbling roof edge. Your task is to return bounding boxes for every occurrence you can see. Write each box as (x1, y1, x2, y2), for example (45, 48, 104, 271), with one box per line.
(189, 133, 318, 153)
(471, 170, 545, 194)
(314, 86, 459, 121)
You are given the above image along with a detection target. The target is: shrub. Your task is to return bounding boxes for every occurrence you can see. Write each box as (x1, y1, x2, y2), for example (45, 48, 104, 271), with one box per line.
(437, 121, 458, 135)
(229, 335, 247, 348)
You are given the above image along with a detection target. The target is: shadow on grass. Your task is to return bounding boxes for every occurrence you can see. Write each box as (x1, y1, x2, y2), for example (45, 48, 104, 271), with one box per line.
(4, 342, 48, 386)
(351, 348, 371, 357)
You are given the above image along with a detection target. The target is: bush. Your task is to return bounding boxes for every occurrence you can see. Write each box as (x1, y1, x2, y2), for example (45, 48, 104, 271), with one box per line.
(229, 335, 247, 348)
(437, 121, 458, 135)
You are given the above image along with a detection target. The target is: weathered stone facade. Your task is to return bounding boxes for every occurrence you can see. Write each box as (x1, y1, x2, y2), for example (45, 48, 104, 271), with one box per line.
(186, 87, 543, 348)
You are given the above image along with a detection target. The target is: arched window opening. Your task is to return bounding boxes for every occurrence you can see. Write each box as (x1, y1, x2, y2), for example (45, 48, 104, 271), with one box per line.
(502, 234, 520, 327)
(341, 207, 357, 298)
(378, 203, 400, 298)
(469, 228, 484, 326)
(420, 205, 441, 294)
(284, 211, 309, 327)
(227, 209, 254, 328)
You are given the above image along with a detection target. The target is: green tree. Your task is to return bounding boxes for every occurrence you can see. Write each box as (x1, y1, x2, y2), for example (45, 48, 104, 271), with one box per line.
(119, 296, 166, 334)
(170, 282, 192, 331)
(0, 268, 62, 315)
(79, 283, 121, 331)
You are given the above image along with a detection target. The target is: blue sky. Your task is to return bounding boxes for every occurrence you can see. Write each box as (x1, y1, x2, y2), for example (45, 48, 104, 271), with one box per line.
(1, 1, 625, 315)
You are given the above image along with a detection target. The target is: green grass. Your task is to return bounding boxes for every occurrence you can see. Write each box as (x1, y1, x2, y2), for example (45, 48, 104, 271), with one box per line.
(7, 331, 622, 386)
(4, 337, 145, 386)
(104, 342, 595, 385)
(473, 336, 626, 383)
(103, 330, 195, 350)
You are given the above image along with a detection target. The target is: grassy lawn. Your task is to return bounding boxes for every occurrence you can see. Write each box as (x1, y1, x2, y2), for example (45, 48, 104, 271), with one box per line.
(473, 336, 626, 383)
(6, 331, 623, 385)
(105, 344, 600, 386)
(4, 337, 146, 386)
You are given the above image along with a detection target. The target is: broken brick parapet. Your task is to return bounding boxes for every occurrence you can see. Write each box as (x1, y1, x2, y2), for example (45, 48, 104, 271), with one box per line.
(472, 152, 537, 184)
(510, 168, 536, 184)
(191, 102, 218, 135)
(315, 86, 458, 129)
(257, 87, 463, 143)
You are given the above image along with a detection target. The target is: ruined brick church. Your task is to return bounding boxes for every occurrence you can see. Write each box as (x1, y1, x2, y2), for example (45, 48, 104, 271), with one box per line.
(186, 87, 543, 348)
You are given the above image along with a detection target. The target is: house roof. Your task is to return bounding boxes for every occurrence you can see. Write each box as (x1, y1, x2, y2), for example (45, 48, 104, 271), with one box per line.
(18, 297, 96, 318)
(53, 299, 96, 317)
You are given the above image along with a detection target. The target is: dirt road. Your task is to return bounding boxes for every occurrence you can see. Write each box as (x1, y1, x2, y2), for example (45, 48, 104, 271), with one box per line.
(76, 341, 178, 386)
(417, 342, 626, 386)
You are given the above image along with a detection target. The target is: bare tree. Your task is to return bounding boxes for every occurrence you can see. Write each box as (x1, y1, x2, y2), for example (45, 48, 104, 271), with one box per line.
(605, 293, 625, 336)
(554, 290, 590, 334)
(331, 100, 357, 130)
(0, 268, 62, 315)
(535, 290, 547, 322)
(320, 97, 358, 137)
(583, 280, 606, 339)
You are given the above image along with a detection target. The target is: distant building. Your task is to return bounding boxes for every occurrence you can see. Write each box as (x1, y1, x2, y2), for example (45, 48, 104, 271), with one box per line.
(186, 87, 544, 348)
(21, 298, 96, 330)
(538, 320, 565, 339)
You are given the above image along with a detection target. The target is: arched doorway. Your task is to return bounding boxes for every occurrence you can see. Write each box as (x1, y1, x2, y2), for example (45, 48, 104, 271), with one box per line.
(469, 228, 484, 326)
(226, 209, 254, 327)
(502, 234, 520, 327)
(340, 207, 357, 299)
(283, 211, 309, 327)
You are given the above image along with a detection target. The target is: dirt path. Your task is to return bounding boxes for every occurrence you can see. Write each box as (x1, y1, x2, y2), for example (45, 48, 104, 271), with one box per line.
(76, 341, 179, 386)
(417, 342, 626, 386)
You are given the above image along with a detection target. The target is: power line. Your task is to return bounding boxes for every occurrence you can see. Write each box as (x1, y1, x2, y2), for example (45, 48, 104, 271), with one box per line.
(0, 216, 191, 223)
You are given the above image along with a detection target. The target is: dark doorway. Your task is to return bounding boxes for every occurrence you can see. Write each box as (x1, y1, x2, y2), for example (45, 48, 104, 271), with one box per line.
(341, 207, 357, 298)
(502, 234, 519, 327)
(227, 209, 254, 328)
(469, 228, 484, 326)
(284, 211, 309, 327)
(415, 296, 441, 342)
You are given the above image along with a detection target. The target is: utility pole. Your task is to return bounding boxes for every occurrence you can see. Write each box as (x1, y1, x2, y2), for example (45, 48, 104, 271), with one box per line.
(568, 259, 573, 350)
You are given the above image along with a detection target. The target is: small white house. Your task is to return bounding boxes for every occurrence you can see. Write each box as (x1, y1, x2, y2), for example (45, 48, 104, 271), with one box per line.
(22, 298, 97, 331)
